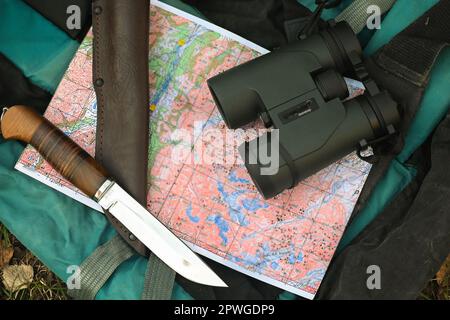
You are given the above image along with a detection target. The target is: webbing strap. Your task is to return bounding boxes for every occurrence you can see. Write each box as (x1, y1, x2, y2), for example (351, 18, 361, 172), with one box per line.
(142, 254, 176, 300)
(336, 0, 396, 33)
(68, 233, 177, 300)
(68, 235, 134, 300)
(376, 0, 450, 87)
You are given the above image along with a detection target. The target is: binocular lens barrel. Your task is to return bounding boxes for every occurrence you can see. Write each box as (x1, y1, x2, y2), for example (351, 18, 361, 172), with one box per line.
(314, 69, 349, 101)
(208, 79, 262, 129)
(241, 91, 400, 199)
(320, 22, 362, 73)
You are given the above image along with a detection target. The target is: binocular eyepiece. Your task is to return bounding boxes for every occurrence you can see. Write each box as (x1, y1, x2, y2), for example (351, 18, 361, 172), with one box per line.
(208, 21, 401, 199)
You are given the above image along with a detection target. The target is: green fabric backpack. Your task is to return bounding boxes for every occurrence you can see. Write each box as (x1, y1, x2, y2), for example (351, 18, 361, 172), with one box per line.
(0, 0, 449, 299)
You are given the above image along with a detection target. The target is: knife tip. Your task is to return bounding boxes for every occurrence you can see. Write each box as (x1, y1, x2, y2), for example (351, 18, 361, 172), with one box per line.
(215, 278, 228, 288)
(198, 273, 228, 288)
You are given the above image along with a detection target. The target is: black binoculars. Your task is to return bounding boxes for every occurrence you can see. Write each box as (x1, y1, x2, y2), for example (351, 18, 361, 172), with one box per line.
(207, 21, 401, 199)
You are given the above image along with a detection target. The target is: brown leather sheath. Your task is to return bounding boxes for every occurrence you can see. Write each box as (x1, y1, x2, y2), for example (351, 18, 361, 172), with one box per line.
(92, 0, 150, 256)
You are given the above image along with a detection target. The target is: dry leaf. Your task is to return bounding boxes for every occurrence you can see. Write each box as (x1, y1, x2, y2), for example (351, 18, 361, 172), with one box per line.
(436, 254, 450, 285)
(0, 245, 14, 269)
(2, 264, 34, 292)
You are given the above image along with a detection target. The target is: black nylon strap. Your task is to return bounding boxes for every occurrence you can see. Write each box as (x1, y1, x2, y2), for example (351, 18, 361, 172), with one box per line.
(376, 0, 450, 87)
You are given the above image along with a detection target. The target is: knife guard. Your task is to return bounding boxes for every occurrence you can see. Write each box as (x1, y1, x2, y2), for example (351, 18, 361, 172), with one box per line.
(92, 0, 150, 256)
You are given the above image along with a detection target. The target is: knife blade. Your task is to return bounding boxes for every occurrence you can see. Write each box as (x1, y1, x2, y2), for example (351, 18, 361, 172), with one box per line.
(1, 105, 227, 287)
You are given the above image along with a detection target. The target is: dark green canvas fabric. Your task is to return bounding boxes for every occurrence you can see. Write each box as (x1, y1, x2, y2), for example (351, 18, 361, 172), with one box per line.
(0, 0, 448, 299)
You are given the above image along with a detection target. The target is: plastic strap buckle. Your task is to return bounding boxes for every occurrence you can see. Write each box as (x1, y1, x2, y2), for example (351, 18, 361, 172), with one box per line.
(357, 125, 397, 163)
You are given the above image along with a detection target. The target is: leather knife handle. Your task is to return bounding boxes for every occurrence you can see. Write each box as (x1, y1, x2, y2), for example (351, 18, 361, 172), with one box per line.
(2, 105, 149, 256)
(2, 105, 108, 197)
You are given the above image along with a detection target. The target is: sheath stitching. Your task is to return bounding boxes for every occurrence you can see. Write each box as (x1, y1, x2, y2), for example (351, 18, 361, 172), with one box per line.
(93, 1, 105, 163)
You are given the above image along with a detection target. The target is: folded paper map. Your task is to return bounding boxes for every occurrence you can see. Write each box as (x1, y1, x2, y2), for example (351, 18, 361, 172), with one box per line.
(16, 0, 369, 299)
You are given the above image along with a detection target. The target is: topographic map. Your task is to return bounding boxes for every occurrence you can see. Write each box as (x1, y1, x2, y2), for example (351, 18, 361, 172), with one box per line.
(16, 0, 369, 299)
